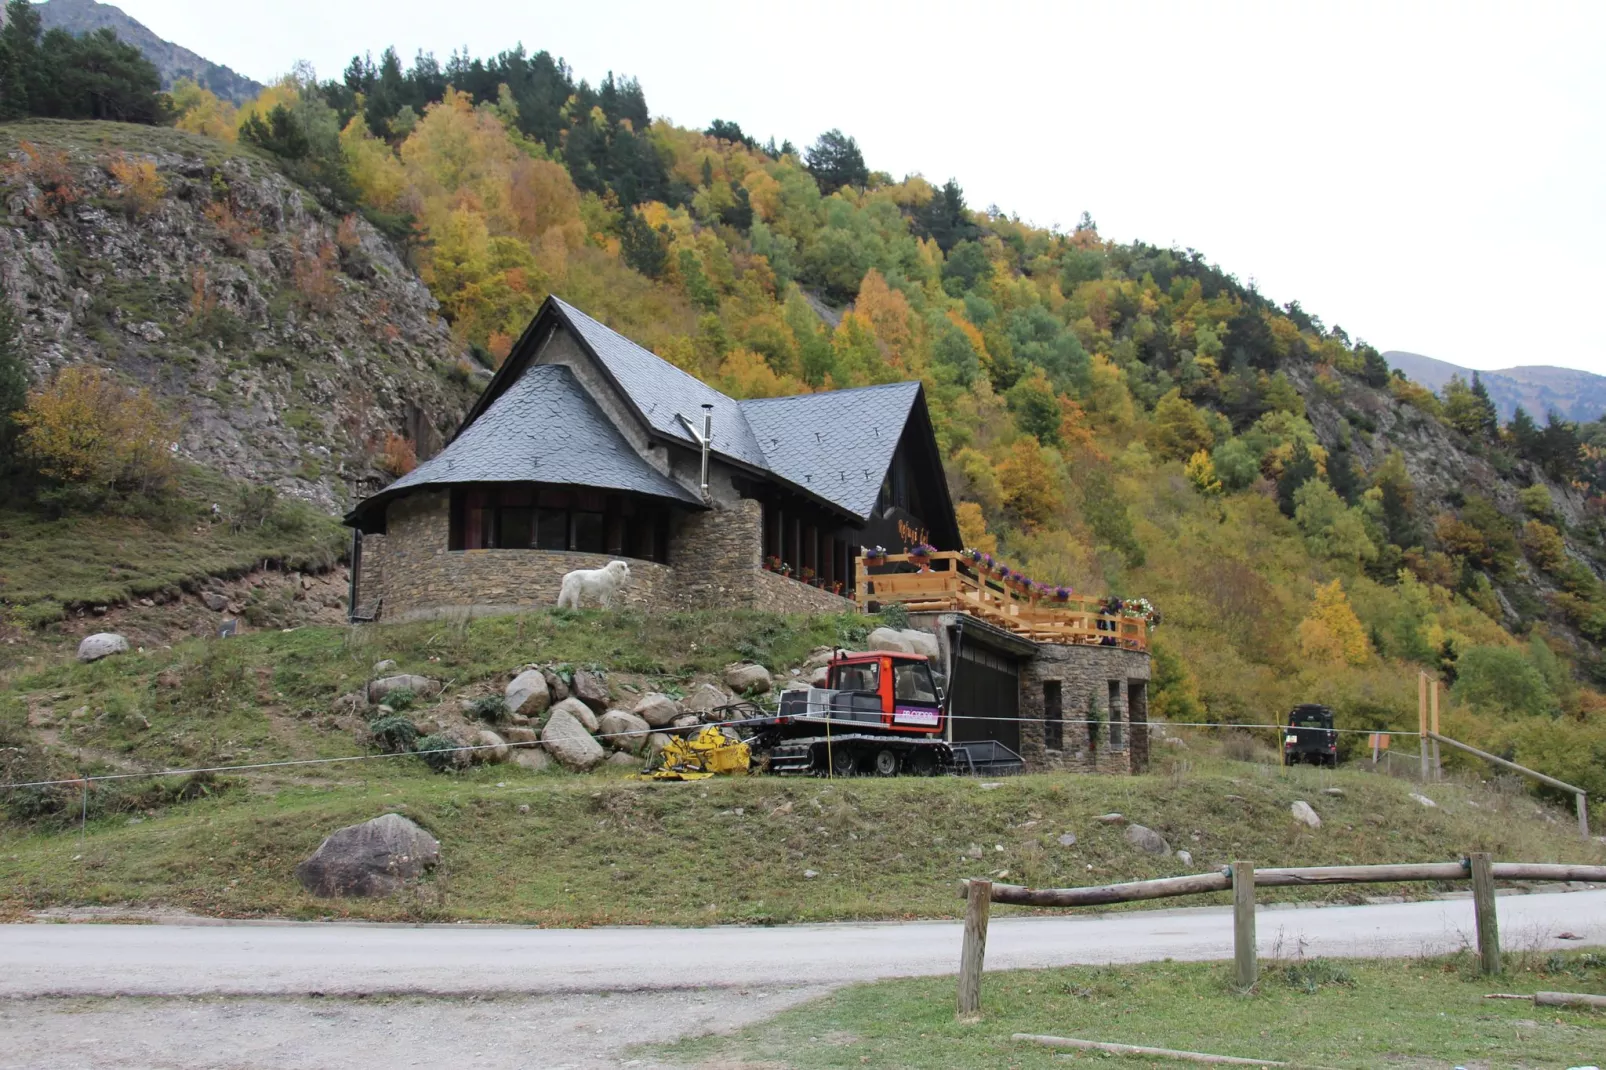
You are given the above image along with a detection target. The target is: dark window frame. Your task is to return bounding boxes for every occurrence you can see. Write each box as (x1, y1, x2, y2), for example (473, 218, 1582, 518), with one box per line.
(448, 483, 673, 564)
(1043, 680, 1063, 751)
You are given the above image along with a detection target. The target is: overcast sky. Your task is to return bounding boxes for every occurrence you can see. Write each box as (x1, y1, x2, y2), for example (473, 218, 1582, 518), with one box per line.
(106, 0, 1606, 374)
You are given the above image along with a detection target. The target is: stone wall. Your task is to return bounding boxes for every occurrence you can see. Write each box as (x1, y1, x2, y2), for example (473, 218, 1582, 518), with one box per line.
(1019, 644, 1150, 775)
(358, 491, 854, 618)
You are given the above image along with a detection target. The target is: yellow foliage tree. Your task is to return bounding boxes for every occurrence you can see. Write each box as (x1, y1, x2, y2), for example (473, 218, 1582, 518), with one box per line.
(854, 269, 915, 371)
(1148, 389, 1214, 461)
(717, 347, 807, 399)
(956, 500, 997, 554)
(1297, 580, 1370, 666)
(1184, 449, 1222, 494)
(17, 366, 179, 496)
(998, 437, 1063, 530)
(340, 116, 407, 211)
(170, 79, 237, 140)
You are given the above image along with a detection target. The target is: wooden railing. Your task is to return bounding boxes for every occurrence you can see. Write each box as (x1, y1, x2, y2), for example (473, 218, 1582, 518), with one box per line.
(855, 551, 1150, 651)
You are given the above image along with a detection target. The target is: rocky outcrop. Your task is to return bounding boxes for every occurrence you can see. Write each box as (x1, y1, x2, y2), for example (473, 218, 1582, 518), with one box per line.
(294, 813, 440, 898)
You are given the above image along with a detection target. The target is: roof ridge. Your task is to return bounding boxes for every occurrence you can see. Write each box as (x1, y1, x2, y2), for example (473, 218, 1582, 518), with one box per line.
(550, 295, 740, 407)
(738, 380, 921, 406)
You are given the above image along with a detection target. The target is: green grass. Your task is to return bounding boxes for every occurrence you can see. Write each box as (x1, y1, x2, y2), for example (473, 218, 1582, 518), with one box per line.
(655, 953, 1606, 1068)
(2, 609, 1601, 925)
(0, 466, 345, 619)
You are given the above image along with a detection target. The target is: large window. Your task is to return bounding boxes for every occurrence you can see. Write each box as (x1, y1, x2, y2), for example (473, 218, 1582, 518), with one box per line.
(449, 484, 672, 563)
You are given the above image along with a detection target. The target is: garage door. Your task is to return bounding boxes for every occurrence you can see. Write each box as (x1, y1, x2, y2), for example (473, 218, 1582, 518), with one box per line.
(949, 643, 1020, 752)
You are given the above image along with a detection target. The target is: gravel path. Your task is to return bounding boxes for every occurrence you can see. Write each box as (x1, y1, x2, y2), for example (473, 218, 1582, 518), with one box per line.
(0, 987, 830, 1070)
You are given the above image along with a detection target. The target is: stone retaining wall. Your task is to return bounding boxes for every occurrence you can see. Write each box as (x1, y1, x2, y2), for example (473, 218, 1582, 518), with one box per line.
(1019, 643, 1150, 775)
(752, 567, 857, 615)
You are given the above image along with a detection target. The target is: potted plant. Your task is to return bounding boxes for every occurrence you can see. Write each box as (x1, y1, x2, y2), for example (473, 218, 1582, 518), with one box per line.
(862, 545, 887, 566)
(764, 555, 783, 573)
(908, 542, 936, 569)
(799, 565, 816, 585)
(1052, 585, 1073, 603)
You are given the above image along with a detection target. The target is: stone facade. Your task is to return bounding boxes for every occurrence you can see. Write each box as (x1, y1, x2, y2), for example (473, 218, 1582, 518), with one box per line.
(1018, 643, 1151, 775)
(359, 491, 853, 619)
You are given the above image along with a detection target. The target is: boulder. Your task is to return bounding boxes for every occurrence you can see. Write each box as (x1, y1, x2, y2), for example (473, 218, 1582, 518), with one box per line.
(542, 669, 570, 702)
(634, 692, 684, 728)
(605, 750, 640, 768)
(866, 627, 912, 654)
(1123, 824, 1170, 855)
(372, 659, 398, 674)
(571, 669, 610, 711)
(541, 708, 606, 771)
(723, 663, 773, 695)
(502, 726, 538, 744)
(505, 670, 551, 719)
(1409, 792, 1438, 809)
(200, 591, 228, 612)
(647, 732, 673, 756)
(671, 713, 700, 730)
(683, 683, 731, 715)
(76, 633, 129, 663)
(897, 629, 941, 660)
(597, 709, 650, 754)
(474, 730, 510, 764)
(549, 696, 598, 734)
(368, 675, 437, 702)
(513, 748, 551, 772)
(1290, 801, 1322, 829)
(802, 646, 835, 672)
(808, 665, 830, 687)
(294, 813, 440, 898)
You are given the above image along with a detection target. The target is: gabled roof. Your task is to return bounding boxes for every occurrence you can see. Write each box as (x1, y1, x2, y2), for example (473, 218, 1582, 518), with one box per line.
(362, 295, 952, 532)
(347, 363, 699, 525)
(739, 382, 922, 518)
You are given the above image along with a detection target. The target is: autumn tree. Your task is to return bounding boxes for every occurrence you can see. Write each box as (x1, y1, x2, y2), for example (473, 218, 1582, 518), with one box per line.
(1297, 580, 1369, 665)
(1185, 449, 1221, 494)
(804, 129, 868, 193)
(998, 437, 1062, 530)
(955, 500, 997, 554)
(16, 366, 179, 500)
(1149, 389, 1214, 461)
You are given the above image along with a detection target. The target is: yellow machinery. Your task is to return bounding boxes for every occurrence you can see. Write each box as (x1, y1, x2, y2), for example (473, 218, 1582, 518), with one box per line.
(639, 726, 752, 780)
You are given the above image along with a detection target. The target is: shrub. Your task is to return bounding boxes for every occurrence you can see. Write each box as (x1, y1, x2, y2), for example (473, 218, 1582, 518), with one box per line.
(7, 142, 80, 218)
(104, 152, 166, 218)
(877, 602, 909, 630)
(16, 365, 178, 500)
(467, 695, 506, 723)
(1454, 646, 1556, 718)
(414, 733, 461, 773)
(379, 431, 418, 476)
(382, 688, 417, 712)
(367, 714, 419, 753)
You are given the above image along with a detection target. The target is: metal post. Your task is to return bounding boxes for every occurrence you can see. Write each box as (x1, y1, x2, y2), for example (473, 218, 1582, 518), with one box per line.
(1232, 861, 1257, 990)
(957, 879, 991, 1018)
(1470, 852, 1500, 976)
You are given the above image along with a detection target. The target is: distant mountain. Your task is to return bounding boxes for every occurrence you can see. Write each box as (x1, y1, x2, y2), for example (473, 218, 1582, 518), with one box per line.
(28, 0, 262, 104)
(1384, 350, 1606, 424)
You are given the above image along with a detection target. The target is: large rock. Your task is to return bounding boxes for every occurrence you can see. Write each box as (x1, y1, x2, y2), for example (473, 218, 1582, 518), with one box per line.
(571, 669, 610, 711)
(900, 629, 940, 660)
(605, 750, 640, 768)
(294, 813, 440, 898)
(647, 732, 673, 756)
(502, 725, 538, 744)
(671, 714, 700, 730)
(542, 669, 570, 702)
(723, 663, 773, 695)
(597, 709, 650, 754)
(76, 633, 129, 663)
(368, 675, 437, 702)
(802, 646, 835, 672)
(505, 670, 551, 719)
(808, 665, 830, 687)
(634, 692, 684, 727)
(866, 627, 912, 654)
(683, 683, 731, 716)
(549, 696, 598, 733)
(1124, 824, 1170, 855)
(513, 748, 551, 772)
(1290, 801, 1322, 829)
(541, 708, 606, 771)
(474, 729, 510, 764)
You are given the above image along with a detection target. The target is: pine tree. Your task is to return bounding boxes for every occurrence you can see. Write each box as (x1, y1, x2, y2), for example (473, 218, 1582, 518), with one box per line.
(804, 129, 868, 194)
(1470, 372, 1499, 438)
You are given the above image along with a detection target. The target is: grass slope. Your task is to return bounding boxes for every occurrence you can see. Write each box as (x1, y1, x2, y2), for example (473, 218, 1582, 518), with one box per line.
(657, 953, 1606, 1069)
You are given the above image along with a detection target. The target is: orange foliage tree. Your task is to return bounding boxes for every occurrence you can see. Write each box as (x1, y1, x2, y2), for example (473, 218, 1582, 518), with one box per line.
(17, 366, 179, 496)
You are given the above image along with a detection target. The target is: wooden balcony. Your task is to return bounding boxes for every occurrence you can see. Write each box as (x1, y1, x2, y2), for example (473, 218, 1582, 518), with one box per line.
(854, 551, 1150, 652)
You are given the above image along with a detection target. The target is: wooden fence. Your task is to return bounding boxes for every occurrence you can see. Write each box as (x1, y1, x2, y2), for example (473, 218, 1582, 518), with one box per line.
(855, 551, 1149, 650)
(955, 858, 1606, 1017)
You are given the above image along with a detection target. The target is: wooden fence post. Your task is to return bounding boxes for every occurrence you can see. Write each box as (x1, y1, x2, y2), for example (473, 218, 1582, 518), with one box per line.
(1578, 794, 1591, 841)
(1470, 852, 1500, 976)
(957, 879, 992, 1019)
(1430, 680, 1442, 781)
(1418, 674, 1430, 782)
(1232, 861, 1257, 990)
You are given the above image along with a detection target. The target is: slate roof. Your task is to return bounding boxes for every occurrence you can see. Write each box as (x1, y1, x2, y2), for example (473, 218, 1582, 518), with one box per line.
(738, 382, 921, 519)
(358, 363, 700, 515)
(552, 297, 769, 470)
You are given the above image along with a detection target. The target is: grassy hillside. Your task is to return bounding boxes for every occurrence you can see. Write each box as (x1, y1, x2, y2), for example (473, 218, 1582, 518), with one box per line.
(1, 610, 1599, 925)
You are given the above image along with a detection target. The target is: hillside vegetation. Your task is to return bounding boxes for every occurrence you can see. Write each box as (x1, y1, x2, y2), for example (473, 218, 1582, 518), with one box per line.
(2, 26, 1606, 814)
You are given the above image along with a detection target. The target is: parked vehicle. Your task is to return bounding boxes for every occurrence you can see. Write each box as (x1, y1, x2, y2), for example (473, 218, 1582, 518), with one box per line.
(1283, 703, 1338, 767)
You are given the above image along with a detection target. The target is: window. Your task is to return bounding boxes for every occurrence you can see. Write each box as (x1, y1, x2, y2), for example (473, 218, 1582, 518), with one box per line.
(1043, 681, 1063, 751)
(893, 661, 938, 703)
(448, 484, 672, 563)
(1108, 680, 1125, 749)
(836, 661, 879, 695)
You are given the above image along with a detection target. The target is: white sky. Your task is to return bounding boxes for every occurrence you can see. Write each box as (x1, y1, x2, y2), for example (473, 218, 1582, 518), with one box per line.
(105, 0, 1606, 374)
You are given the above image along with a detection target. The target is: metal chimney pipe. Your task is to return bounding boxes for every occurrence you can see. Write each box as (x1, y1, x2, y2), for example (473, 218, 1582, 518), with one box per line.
(700, 403, 713, 499)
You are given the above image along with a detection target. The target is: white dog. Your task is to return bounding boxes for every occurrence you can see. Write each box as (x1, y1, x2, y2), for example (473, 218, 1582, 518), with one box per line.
(557, 560, 631, 610)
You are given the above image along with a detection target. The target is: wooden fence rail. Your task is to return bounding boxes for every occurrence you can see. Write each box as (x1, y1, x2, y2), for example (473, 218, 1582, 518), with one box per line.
(954, 858, 1606, 1018)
